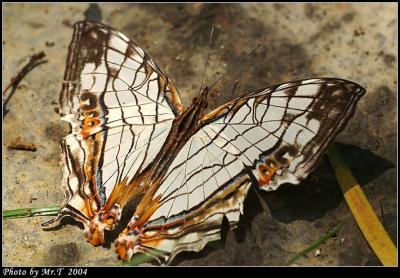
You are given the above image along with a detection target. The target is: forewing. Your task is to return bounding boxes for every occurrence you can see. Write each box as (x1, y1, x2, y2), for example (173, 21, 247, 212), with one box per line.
(130, 78, 364, 263)
(60, 21, 184, 121)
(202, 78, 365, 190)
(44, 21, 184, 226)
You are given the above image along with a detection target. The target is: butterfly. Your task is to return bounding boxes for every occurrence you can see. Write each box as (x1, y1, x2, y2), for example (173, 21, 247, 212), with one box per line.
(42, 21, 365, 264)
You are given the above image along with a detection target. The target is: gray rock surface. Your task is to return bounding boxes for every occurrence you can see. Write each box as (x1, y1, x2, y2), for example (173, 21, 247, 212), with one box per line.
(3, 3, 397, 266)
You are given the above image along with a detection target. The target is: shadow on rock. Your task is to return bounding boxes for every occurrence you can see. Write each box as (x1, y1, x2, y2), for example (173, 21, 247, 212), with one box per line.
(170, 217, 229, 266)
(47, 242, 80, 265)
(261, 142, 395, 224)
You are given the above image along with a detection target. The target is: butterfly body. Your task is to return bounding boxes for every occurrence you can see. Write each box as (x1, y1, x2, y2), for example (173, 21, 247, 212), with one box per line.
(43, 21, 365, 264)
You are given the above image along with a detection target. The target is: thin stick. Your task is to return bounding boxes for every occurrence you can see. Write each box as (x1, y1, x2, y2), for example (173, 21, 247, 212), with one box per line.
(7, 142, 37, 152)
(3, 51, 46, 96)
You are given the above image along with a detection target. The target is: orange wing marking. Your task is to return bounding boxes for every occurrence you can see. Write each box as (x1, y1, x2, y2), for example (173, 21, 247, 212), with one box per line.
(256, 159, 279, 188)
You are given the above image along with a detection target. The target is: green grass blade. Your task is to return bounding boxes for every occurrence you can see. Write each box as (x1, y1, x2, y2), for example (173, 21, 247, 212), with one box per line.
(285, 219, 347, 265)
(3, 206, 60, 219)
(121, 253, 156, 266)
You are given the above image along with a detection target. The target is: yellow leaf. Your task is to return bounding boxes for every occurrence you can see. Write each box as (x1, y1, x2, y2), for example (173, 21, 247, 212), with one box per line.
(327, 144, 397, 266)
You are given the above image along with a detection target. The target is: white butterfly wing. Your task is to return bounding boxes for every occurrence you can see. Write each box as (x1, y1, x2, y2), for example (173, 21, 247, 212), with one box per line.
(130, 78, 364, 263)
(203, 78, 365, 190)
(44, 21, 184, 226)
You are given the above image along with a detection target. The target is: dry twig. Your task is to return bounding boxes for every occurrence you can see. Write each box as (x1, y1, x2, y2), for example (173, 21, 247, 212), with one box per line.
(7, 137, 37, 152)
(3, 51, 46, 96)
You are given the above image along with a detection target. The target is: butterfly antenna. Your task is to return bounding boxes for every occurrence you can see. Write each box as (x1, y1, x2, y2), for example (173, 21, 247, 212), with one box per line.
(209, 43, 262, 96)
(230, 80, 240, 100)
(199, 26, 215, 94)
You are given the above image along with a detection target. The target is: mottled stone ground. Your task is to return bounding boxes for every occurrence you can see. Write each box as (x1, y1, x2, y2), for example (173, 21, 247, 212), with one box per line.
(3, 3, 397, 266)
